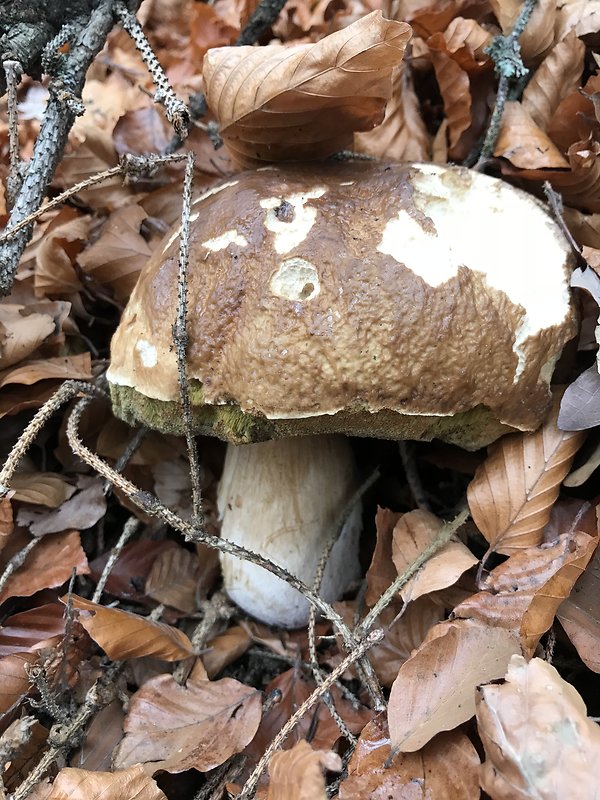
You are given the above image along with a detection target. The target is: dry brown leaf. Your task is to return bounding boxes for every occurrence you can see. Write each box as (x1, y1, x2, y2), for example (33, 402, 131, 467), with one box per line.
(267, 740, 341, 800)
(78, 205, 153, 300)
(0, 604, 66, 656)
(113, 107, 172, 156)
(2, 719, 49, 793)
(558, 540, 600, 672)
(202, 625, 253, 679)
(398, 0, 475, 39)
(494, 101, 569, 168)
(354, 66, 431, 162)
(442, 16, 492, 65)
(0, 304, 55, 370)
(17, 477, 106, 536)
(427, 42, 471, 149)
(9, 472, 76, 507)
(203, 11, 412, 166)
(0, 497, 13, 553)
(47, 766, 167, 800)
(70, 701, 126, 772)
(0, 652, 37, 713)
(366, 507, 402, 607)
(34, 210, 88, 297)
(388, 619, 521, 752)
(556, 0, 600, 41)
(454, 531, 597, 654)
(113, 674, 261, 773)
(0, 531, 89, 603)
(477, 655, 600, 800)
(521, 31, 585, 132)
(490, 0, 555, 63)
(64, 595, 193, 661)
(145, 545, 202, 613)
(467, 396, 585, 555)
(338, 716, 480, 800)
(392, 509, 478, 602)
(0, 353, 92, 390)
(89, 540, 177, 602)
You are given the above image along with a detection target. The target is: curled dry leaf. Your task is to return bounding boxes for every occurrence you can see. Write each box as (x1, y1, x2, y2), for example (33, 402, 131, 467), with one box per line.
(0, 531, 89, 604)
(454, 530, 597, 655)
(0, 353, 92, 390)
(0, 497, 13, 552)
(354, 66, 431, 162)
(427, 42, 471, 150)
(63, 595, 193, 661)
(89, 540, 177, 603)
(392, 509, 478, 602)
(388, 619, 521, 753)
(477, 655, 600, 800)
(145, 545, 202, 613)
(113, 674, 261, 773)
(467, 396, 585, 555)
(494, 101, 569, 169)
(0, 604, 66, 656)
(202, 624, 252, 679)
(521, 31, 585, 132)
(203, 11, 412, 166)
(366, 507, 401, 607)
(267, 740, 342, 800)
(0, 304, 55, 370)
(558, 542, 600, 672)
(442, 16, 492, 66)
(9, 472, 76, 507)
(556, 0, 600, 40)
(490, 0, 555, 63)
(47, 765, 167, 800)
(17, 477, 106, 536)
(558, 366, 600, 432)
(34, 211, 88, 297)
(338, 716, 480, 800)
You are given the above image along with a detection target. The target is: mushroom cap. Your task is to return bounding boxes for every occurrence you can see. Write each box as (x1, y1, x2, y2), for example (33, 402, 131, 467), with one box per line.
(108, 161, 576, 449)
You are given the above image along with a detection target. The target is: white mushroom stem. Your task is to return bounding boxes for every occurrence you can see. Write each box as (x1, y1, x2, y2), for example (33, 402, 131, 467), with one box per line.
(217, 435, 362, 628)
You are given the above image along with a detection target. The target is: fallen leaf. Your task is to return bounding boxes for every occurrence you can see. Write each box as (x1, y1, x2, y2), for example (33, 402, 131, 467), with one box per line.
(338, 716, 480, 799)
(113, 107, 172, 156)
(477, 655, 600, 800)
(392, 509, 478, 602)
(0, 531, 89, 603)
(113, 674, 261, 773)
(453, 530, 597, 654)
(64, 595, 193, 661)
(17, 477, 106, 536)
(558, 541, 600, 672)
(34, 210, 88, 297)
(442, 16, 492, 66)
(388, 619, 521, 752)
(467, 396, 585, 555)
(0, 652, 37, 713)
(145, 545, 202, 613)
(0, 304, 55, 369)
(521, 31, 585, 131)
(366, 507, 402, 607)
(47, 766, 167, 800)
(494, 101, 569, 169)
(556, 0, 600, 40)
(0, 497, 13, 552)
(490, 0, 555, 62)
(89, 540, 177, 603)
(427, 41, 471, 149)
(203, 11, 412, 166)
(9, 472, 76, 507)
(0, 604, 66, 656)
(354, 66, 431, 162)
(558, 366, 600, 431)
(0, 354, 92, 390)
(70, 701, 126, 771)
(202, 625, 253, 679)
(267, 740, 341, 800)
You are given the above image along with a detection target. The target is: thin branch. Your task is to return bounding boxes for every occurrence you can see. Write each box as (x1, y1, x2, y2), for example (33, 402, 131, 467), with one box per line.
(92, 516, 140, 603)
(3, 59, 23, 208)
(0, 538, 41, 598)
(238, 629, 384, 800)
(399, 442, 430, 511)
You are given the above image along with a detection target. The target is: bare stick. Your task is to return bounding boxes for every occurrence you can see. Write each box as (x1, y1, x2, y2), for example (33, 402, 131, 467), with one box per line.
(356, 505, 470, 636)
(114, 2, 189, 138)
(543, 182, 583, 257)
(238, 629, 384, 800)
(103, 425, 147, 495)
(472, 0, 537, 169)
(92, 516, 140, 603)
(0, 537, 41, 598)
(173, 151, 204, 527)
(0, 717, 36, 799)
(399, 441, 430, 511)
(4, 59, 23, 208)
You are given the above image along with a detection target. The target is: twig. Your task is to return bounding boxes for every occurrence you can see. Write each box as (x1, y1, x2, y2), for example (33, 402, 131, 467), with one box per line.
(58, 568, 78, 694)
(114, 2, 189, 139)
(237, 629, 384, 800)
(92, 516, 140, 603)
(235, 0, 289, 45)
(399, 442, 430, 511)
(0, 538, 41, 598)
(173, 151, 204, 528)
(0, 0, 116, 296)
(103, 425, 147, 496)
(471, 0, 537, 169)
(543, 182, 583, 258)
(173, 589, 233, 685)
(3, 59, 23, 207)
(356, 505, 470, 636)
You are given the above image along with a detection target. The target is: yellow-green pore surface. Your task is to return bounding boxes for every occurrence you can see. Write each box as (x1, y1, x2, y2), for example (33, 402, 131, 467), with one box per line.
(107, 161, 576, 450)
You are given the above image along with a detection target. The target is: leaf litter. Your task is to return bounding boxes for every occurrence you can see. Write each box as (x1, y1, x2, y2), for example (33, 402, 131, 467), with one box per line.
(0, 0, 600, 797)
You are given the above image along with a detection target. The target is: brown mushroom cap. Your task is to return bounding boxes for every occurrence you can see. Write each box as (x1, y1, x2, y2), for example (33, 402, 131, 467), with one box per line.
(108, 161, 577, 449)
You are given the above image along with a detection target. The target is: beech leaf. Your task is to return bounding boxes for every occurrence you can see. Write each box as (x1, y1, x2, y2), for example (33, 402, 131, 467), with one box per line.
(267, 741, 341, 800)
(63, 595, 193, 661)
(558, 366, 600, 431)
(338, 717, 480, 800)
(113, 675, 262, 773)
(558, 541, 600, 672)
(47, 766, 167, 800)
(477, 656, 600, 800)
(388, 619, 521, 753)
(494, 101, 569, 169)
(467, 396, 585, 555)
(203, 11, 412, 166)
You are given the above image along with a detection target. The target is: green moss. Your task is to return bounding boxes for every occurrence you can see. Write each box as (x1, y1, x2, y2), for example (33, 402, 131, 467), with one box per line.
(110, 383, 514, 449)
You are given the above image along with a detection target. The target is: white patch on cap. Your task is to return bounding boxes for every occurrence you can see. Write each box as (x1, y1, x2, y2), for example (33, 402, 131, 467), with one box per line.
(270, 258, 320, 302)
(202, 230, 249, 252)
(192, 180, 239, 206)
(136, 339, 158, 368)
(260, 188, 326, 254)
(377, 165, 571, 382)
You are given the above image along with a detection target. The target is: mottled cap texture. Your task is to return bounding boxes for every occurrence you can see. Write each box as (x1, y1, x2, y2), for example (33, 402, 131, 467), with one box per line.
(108, 161, 577, 449)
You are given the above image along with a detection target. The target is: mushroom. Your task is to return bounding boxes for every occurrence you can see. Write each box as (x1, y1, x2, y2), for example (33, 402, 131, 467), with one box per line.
(107, 161, 576, 627)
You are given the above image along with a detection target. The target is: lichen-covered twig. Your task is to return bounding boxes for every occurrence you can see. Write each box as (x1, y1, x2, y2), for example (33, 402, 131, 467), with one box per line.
(3, 59, 23, 207)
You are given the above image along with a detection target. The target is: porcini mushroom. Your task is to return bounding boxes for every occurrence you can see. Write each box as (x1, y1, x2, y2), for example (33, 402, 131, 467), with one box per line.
(107, 161, 576, 627)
